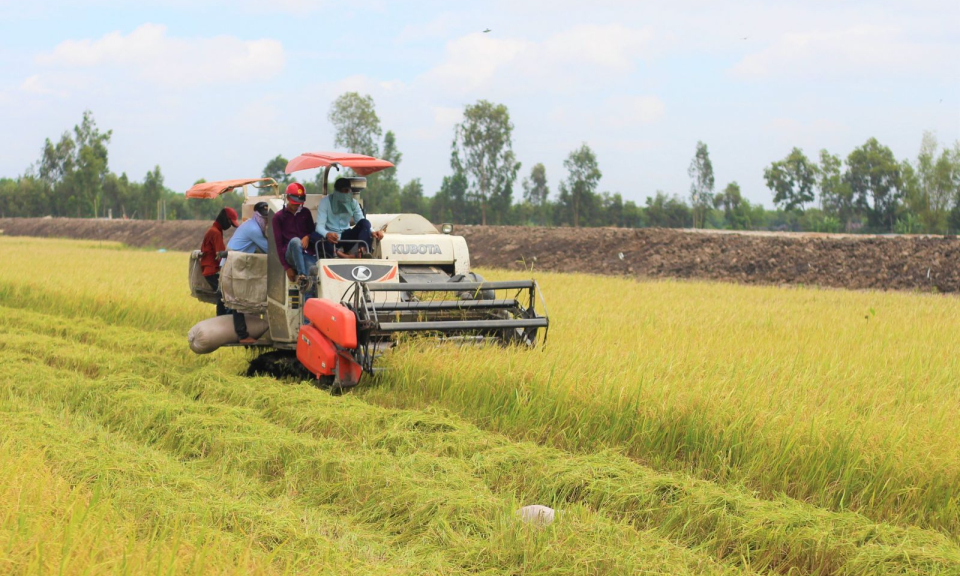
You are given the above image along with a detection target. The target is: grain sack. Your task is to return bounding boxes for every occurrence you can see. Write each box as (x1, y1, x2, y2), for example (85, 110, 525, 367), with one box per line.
(189, 250, 219, 305)
(220, 252, 268, 314)
(187, 314, 269, 354)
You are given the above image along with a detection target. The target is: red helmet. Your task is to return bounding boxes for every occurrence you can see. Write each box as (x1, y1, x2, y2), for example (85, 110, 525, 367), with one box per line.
(285, 182, 306, 204)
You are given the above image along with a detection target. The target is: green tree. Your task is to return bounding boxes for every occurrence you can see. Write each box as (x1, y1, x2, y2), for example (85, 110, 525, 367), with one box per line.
(450, 100, 521, 225)
(381, 130, 402, 167)
(645, 192, 691, 228)
(522, 163, 549, 205)
(487, 179, 516, 225)
(845, 138, 903, 231)
(940, 143, 960, 232)
(914, 132, 959, 233)
(687, 141, 715, 228)
(764, 147, 817, 213)
(73, 110, 113, 217)
(38, 131, 76, 217)
(328, 92, 382, 157)
(399, 178, 426, 214)
(599, 192, 625, 227)
(713, 181, 752, 229)
(262, 155, 291, 185)
(431, 170, 472, 224)
(36, 110, 112, 217)
(143, 166, 164, 220)
(0, 176, 52, 218)
(522, 163, 550, 226)
(365, 130, 401, 213)
(817, 149, 855, 226)
(798, 208, 841, 233)
(38, 132, 76, 186)
(558, 143, 602, 227)
(101, 172, 131, 219)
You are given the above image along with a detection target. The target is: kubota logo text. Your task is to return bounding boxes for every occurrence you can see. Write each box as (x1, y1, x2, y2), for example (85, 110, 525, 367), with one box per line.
(391, 243, 442, 255)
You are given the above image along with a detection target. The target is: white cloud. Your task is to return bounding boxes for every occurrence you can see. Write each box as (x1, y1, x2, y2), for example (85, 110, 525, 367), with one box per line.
(422, 33, 530, 93)
(410, 106, 462, 141)
(241, 0, 326, 14)
(19, 75, 53, 95)
(421, 24, 656, 95)
(732, 24, 958, 80)
(35, 23, 284, 88)
(396, 12, 465, 44)
(764, 117, 849, 148)
(605, 95, 665, 125)
(319, 74, 405, 100)
(540, 24, 656, 71)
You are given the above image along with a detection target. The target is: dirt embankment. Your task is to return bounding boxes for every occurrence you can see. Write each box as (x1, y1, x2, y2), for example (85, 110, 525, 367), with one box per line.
(0, 218, 211, 252)
(3, 217, 960, 293)
(458, 226, 960, 293)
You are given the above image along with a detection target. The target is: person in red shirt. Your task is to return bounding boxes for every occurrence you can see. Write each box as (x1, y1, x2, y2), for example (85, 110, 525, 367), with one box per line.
(200, 207, 238, 281)
(200, 207, 256, 344)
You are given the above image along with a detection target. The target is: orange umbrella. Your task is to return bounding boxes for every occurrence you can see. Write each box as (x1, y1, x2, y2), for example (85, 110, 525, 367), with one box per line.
(185, 178, 275, 199)
(285, 151, 394, 176)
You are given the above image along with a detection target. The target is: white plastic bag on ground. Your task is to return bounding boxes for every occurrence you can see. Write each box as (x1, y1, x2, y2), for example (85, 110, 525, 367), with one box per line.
(517, 505, 555, 527)
(188, 314, 269, 354)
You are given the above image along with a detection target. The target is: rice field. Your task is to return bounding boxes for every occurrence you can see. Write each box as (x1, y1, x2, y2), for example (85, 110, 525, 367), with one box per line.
(0, 235, 958, 575)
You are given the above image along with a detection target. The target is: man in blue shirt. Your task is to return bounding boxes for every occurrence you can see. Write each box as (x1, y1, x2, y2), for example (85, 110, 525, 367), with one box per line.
(227, 201, 269, 254)
(306, 178, 383, 258)
(219, 201, 268, 345)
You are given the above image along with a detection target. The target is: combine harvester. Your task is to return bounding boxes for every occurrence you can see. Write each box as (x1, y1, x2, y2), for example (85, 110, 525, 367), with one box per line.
(186, 151, 548, 390)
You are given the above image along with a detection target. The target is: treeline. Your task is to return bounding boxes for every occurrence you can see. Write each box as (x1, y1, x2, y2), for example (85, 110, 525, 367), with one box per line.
(2, 105, 958, 235)
(0, 111, 240, 221)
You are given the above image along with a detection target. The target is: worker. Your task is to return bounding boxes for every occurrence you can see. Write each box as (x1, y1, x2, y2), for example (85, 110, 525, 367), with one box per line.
(226, 201, 269, 254)
(219, 201, 270, 345)
(309, 177, 384, 259)
(200, 206, 239, 303)
(272, 182, 317, 283)
(200, 207, 256, 344)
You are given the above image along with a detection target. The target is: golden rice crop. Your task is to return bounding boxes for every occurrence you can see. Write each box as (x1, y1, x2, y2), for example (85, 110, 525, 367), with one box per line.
(370, 268, 960, 533)
(1, 235, 959, 575)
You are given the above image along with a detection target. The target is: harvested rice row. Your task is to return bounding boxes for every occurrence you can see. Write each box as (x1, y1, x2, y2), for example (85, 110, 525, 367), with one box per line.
(0, 393, 403, 575)
(3, 312, 958, 576)
(0, 339, 749, 575)
(174, 362, 960, 576)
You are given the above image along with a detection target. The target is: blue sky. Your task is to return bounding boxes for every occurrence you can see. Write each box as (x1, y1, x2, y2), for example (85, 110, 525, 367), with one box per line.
(1, 0, 957, 207)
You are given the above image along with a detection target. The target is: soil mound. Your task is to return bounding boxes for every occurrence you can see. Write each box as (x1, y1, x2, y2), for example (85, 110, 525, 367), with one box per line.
(3, 217, 958, 293)
(459, 225, 960, 293)
(0, 217, 210, 252)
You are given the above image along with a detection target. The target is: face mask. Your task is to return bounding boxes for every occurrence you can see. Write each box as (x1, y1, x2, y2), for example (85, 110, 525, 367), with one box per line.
(331, 190, 352, 215)
(253, 211, 267, 234)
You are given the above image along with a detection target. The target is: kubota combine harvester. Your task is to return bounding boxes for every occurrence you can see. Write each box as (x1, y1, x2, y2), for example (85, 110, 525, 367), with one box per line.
(186, 151, 548, 390)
